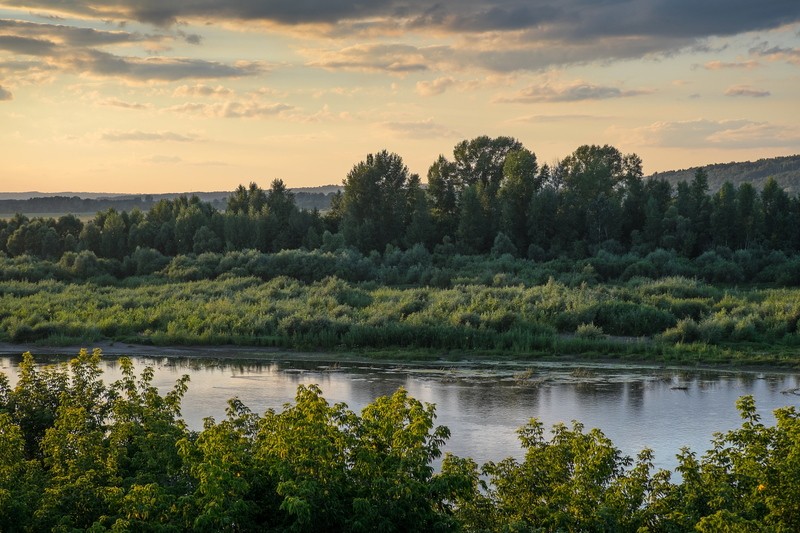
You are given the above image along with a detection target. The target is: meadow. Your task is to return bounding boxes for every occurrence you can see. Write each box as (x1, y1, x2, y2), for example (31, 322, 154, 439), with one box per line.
(3, 246, 800, 367)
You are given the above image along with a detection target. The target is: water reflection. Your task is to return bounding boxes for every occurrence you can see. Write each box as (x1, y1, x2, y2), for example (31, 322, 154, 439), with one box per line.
(1, 355, 799, 472)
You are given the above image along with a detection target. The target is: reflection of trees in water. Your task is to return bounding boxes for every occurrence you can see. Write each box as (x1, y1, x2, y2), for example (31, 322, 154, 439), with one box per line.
(347, 379, 406, 409)
(458, 381, 541, 412)
(573, 380, 625, 400)
(623, 381, 645, 413)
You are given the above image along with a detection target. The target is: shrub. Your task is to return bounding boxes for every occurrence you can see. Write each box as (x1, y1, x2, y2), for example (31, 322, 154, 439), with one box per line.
(575, 323, 605, 340)
(661, 318, 701, 343)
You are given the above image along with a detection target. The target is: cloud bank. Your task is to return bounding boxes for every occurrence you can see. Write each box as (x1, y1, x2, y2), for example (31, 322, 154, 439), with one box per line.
(2, 1, 797, 73)
(5, 0, 798, 40)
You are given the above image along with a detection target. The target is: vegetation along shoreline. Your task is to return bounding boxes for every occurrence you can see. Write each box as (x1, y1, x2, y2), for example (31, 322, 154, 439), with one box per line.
(4, 140, 800, 369)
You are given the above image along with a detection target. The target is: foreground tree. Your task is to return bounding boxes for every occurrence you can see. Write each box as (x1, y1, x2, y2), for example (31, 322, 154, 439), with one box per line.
(2, 358, 800, 530)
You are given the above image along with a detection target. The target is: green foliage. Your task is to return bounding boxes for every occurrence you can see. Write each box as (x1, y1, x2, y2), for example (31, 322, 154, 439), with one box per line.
(4, 144, 800, 273)
(2, 354, 800, 531)
(8, 252, 800, 361)
(340, 150, 421, 253)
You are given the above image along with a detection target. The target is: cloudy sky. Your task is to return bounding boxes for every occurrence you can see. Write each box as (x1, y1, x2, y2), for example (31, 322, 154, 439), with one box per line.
(1, 0, 799, 193)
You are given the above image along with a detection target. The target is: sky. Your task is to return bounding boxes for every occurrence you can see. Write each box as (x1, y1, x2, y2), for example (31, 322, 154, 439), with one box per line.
(0, 1, 799, 193)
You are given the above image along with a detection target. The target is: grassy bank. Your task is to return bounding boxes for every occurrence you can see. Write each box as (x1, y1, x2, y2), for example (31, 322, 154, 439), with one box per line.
(3, 274, 800, 368)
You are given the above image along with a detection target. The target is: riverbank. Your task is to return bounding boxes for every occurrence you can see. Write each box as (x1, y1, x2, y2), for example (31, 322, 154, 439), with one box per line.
(2, 339, 798, 374)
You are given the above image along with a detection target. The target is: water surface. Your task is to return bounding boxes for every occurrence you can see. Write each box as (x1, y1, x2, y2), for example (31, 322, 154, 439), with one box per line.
(2, 355, 799, 471)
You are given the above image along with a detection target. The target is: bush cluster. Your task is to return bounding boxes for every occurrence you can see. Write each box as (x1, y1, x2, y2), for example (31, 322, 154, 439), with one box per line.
(1, 351, 799, 531)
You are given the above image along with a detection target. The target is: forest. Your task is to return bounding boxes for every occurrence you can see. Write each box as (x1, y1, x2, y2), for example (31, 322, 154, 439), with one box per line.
(2, 138, 800, 264)
(1, 349, 799, 532)
(3, 138, 800, 363)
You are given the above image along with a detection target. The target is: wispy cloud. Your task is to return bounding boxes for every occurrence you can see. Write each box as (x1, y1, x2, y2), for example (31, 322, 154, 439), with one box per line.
(628, 119, 800, 148)
(749, 42, 800, 65)
(415, 77, 457, 96)
(724, 85, 771, 97)
(142, 155, 183, 164)
(702, 59, 760, 69)
(101, 130, 201, 142)
(173, 84, 234, 98)
(0, 19, 151, 47)
(306, 43, 436, 73)
(0, 85, 12, 101)
(166, 101, 293, 118)
(508, 114, 611, 123)
(99, 97, 151, 109)
(63, 51, 266, 81)
(495, 81, 652, 103)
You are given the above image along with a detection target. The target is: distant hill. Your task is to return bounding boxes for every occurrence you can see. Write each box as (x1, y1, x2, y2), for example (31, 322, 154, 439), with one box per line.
(0, 187, 341, 217)
(648, 155, 800, 194)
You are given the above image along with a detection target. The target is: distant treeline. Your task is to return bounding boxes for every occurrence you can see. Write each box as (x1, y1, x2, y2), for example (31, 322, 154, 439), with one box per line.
(1, 137, 799, 270)
(0, 190, 335, 216)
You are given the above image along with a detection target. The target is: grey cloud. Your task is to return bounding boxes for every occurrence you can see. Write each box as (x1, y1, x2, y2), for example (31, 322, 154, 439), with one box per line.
(469, 33, 695, 72)
(101, 130, 199, 142)
(0, 19, 149, 47)
(0, 19, 259, 82)
(0, 85, 12, 100)
(0, 35, 55, 55)
(182, 33, 202, 45)
(495, 82, 651, 103)
(749, 42, 800, 64)
(724, 85, 770, 97)
(437, 3, 564, 33)
(4, 0, 797, 40)
(3, 0, 798, 74)
(32, 12, 65, 21)
(67, 50, 264, 80)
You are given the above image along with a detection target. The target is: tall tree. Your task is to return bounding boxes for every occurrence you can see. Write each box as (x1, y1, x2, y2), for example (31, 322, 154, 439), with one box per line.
(452, 136, 523, 199)
(689, 168, 712, 255)
(736, 182, 761, 249)
(456, 185, 489, 254)
(499, 148, 539, 252)
(761, 177, 793, 250)
(711, 182, 737, 249)
(558, 145, 635, 247)
(340, 150, 420, 253)
(426, 155, 460, 241)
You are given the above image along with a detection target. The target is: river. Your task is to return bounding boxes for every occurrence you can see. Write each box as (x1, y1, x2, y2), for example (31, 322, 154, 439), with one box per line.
(2, 354, 799, 472)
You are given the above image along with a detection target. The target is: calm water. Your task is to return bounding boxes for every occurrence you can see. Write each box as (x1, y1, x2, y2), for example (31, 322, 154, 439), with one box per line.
(2, 355, 799, 471)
